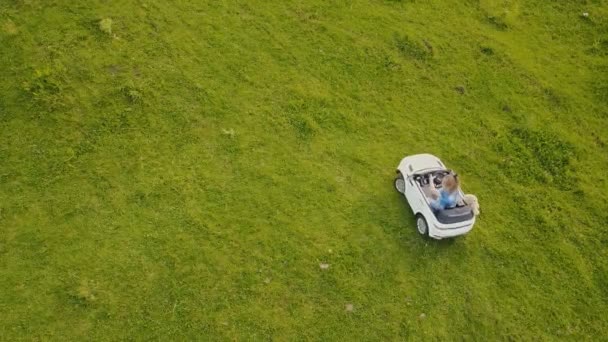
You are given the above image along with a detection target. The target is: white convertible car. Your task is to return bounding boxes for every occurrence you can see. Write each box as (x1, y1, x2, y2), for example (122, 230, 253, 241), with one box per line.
(394, 154, 475, 239)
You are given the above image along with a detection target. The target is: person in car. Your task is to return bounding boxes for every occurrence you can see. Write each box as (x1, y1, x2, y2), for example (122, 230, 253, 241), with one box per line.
(429, 174, 461, 211)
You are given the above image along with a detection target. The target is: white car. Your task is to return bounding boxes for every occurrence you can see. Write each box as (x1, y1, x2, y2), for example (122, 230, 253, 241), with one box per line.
(394, 154, 475, 239)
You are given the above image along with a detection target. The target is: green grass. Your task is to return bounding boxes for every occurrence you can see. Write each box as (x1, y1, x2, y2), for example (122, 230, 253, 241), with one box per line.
(1, 0, 608, 339)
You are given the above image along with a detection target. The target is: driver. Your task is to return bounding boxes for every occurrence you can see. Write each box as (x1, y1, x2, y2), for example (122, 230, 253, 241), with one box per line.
(429, 174, 460, 211)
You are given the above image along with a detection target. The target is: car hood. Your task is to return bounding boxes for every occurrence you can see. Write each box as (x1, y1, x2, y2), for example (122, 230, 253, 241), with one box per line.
(400, 154, 445, 174)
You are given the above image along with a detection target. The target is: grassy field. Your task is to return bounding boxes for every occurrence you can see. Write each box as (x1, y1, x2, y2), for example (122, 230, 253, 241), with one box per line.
(1, 0, 608, 339)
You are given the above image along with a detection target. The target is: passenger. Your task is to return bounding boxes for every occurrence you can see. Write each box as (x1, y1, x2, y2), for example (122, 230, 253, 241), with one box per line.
(429, 174, 460, 211)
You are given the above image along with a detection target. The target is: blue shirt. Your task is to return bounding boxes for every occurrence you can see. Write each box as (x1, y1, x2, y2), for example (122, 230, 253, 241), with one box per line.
(431, 189, 458, 210)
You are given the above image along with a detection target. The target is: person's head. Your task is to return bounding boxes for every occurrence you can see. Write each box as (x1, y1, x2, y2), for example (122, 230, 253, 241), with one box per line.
(442, 174, 459, 193)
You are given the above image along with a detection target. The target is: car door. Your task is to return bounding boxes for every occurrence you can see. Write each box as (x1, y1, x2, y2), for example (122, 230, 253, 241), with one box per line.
(404, 175, 425, 214)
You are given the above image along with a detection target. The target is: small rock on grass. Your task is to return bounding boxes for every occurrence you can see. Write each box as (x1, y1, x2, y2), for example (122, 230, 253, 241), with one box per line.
(263, 277, 271, 284)
(319, 263, 330, 270)
(99, 18, 113, 35)
(222, 128, 235, 137)
(419, 313, 426, 319)
(345, 304, 354, 312)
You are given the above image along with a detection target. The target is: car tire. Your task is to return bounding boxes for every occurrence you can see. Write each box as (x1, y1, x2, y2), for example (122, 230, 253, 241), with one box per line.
(394, 173, 405, 194)
(416, 214, 429, 237)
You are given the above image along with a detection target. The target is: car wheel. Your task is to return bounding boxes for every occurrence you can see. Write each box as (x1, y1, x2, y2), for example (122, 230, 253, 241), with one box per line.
(416, 214, 429, 236)
(394, 173, 405, 194)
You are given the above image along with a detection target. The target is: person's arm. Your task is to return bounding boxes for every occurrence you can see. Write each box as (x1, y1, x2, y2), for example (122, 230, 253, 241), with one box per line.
(447, 191, 459, 208)
(428, 175, 439, 199)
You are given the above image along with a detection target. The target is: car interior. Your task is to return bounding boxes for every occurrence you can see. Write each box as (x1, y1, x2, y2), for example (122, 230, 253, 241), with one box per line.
(413, 170, 460, 203)
(412, 170, 474, 223)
